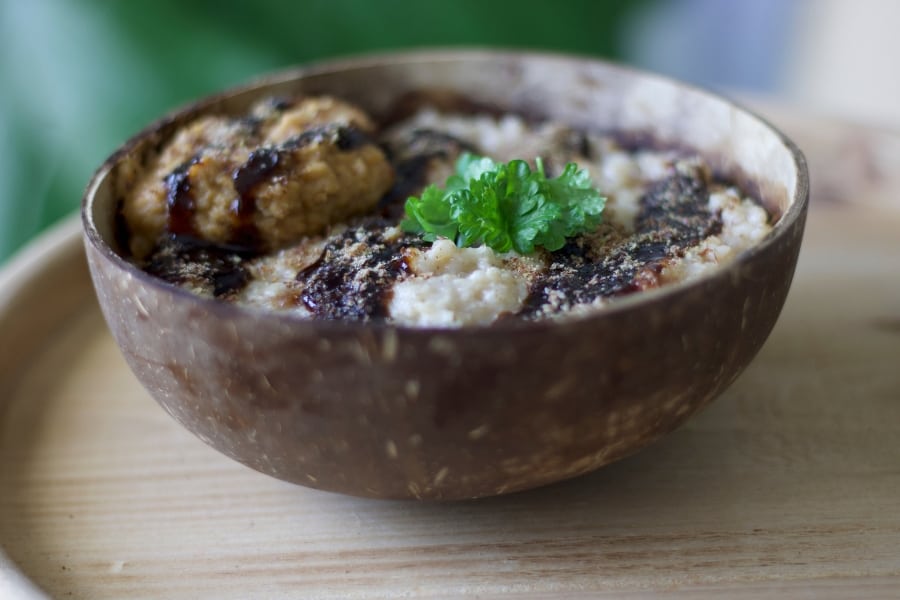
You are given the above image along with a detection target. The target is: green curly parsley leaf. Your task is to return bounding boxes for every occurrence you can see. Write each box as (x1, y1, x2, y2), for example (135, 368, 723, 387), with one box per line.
(401, 153, 606, 254)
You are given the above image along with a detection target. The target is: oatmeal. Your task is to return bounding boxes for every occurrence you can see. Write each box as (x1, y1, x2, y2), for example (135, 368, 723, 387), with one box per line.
(121, 95, 773, 327)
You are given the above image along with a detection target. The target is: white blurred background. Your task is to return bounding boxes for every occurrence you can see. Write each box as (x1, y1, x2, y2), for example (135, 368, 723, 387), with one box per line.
(628, 0, 900, 129)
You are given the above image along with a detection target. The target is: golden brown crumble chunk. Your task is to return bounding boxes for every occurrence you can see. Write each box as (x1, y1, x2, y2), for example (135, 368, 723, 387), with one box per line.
(122, 96, 394, 259)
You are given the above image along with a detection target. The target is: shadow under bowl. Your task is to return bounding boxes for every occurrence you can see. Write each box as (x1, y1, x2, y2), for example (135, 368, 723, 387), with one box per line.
(82, 49, 808, 500)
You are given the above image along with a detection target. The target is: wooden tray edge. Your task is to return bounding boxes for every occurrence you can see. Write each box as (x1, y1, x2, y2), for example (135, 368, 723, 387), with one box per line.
(0, 215, 85, 600)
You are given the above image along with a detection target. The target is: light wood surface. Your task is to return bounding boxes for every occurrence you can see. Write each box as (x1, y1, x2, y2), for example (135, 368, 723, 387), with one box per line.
(1, 111, 899, 599)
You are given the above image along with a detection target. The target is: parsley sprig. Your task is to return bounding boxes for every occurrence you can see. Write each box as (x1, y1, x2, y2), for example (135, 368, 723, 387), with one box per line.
(401, 153, 606, 254)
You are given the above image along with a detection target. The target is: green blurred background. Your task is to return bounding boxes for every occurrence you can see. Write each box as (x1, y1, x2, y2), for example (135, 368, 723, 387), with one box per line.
(1, 0, 798, 263)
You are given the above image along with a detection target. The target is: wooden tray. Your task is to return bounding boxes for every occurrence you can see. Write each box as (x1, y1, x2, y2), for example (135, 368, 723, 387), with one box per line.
(1, 112, 899, 599)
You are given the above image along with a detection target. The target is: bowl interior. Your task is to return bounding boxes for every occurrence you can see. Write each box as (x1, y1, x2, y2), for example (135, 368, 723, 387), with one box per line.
(86, 50, 805, 278)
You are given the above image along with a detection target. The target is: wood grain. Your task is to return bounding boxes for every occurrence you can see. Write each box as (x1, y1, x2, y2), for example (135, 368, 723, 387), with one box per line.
(1, 113, 900, 599)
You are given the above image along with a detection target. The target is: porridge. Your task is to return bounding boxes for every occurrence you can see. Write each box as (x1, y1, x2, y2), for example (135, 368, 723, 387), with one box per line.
(118, 95, 772, 327)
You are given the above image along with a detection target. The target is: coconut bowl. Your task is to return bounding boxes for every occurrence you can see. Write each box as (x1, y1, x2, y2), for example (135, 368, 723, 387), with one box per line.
(82, 50, 808, 500)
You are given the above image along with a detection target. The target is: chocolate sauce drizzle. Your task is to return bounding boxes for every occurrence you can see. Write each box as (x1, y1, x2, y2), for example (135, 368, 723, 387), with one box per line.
(164, 155, 201, 237)
(144, 236, 249, 298)
(230, 147, 281, 250)
(296, 219, 417, 321)
(519, 171, 723, 318)
(282, 124, 373, 152)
